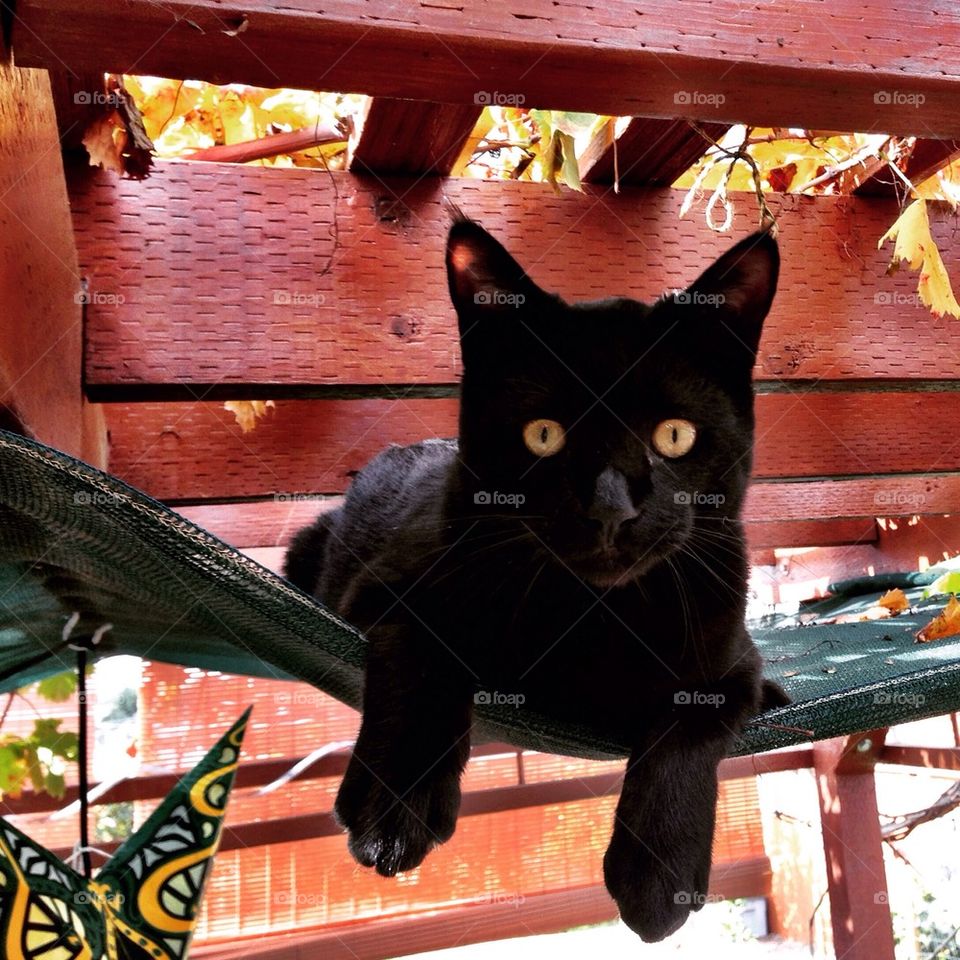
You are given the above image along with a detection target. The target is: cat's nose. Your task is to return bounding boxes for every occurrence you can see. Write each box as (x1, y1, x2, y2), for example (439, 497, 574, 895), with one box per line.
(588, 467, 638, 545)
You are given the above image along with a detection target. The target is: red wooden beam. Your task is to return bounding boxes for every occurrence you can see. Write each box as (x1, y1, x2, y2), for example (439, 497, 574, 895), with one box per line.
(746, 475, 960, 523)
(580, 118, 726, 186)
(854, 138, 960, 197)
(46, 771, 626, 859)
(189, 885, 621, 960)
(68, 163, 960, 400)
(190, 860, 770, 960)
(744, 518, 876, 551)
(6, 745, 812, 819)
(103, 393, 960, 502)
(348, 98, 481, 176)
(880, 745, 960, 771)
(10, 1, 960, 136)
(1, 741, 521, 817)
(179, 476, 960, 551)
(177, 500, 881, 555)
(0, 64, 106, 465)
(814, 733, 895, 960)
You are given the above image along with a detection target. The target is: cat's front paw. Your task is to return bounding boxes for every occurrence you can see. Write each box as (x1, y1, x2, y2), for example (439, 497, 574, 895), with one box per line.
(602, 822, 711, 942)
(334, 758, 461, 877)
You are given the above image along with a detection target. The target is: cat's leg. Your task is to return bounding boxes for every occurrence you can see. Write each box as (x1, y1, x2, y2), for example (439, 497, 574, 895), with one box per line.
(603, 671, 761, 942)
(760, 677, 791, 710)
(334, 623, 473, 877)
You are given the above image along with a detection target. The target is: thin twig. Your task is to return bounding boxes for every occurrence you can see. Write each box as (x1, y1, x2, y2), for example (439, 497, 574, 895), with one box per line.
(0, 692, 12, 732)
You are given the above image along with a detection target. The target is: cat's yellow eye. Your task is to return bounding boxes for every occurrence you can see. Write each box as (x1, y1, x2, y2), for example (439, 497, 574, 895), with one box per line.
(523, 419, 566, 457)
(652, 419, 697, 458)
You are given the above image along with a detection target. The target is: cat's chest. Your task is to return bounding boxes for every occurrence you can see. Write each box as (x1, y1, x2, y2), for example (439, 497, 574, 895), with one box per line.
(442, 566, 712, 681)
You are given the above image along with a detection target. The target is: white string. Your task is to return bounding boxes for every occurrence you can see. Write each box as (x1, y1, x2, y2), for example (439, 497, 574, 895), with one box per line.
(67, 620, 113, 653)
(50, 773, 130, 821)
(65, 843, 111, 870)
(256, 740, 355, 796)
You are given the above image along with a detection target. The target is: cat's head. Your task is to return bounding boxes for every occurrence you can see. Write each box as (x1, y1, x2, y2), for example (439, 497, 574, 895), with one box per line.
(445, 218, 778, 588)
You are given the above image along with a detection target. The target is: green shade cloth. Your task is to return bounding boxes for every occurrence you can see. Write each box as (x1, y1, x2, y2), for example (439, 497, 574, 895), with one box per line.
(2, 430, 960, 761)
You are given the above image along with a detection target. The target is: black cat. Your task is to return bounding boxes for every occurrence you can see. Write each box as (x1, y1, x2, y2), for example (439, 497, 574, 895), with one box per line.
(285, 218, 788, 942)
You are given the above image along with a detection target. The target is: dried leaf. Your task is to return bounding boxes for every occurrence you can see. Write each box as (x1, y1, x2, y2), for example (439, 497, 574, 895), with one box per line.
(107, 75, 154, 179)
(82, 112, 127, 175)
(916, 595, 960, 643)
(225, 400, 276, 433)
(767, 162, 797, 193)
(878, 588, 909, 614)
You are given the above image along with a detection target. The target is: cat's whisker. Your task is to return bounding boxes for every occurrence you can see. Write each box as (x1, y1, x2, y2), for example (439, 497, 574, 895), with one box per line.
(674, 542, 744, 599)
(684, 533, 748, 561)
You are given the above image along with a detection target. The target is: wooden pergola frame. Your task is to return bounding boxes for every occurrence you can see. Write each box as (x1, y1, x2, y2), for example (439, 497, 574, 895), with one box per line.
(2, 3, 960, 958)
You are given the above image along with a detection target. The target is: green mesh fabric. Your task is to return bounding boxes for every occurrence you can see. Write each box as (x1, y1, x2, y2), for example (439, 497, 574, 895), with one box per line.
(2, 429, 960, 761)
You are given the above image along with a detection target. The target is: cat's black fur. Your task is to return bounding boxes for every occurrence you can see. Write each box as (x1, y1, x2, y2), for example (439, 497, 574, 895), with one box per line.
(285, 219, 788, 942)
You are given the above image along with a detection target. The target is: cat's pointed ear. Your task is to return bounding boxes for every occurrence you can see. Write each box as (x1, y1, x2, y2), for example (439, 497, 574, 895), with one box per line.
(446, 218, 542, 332)
(680, 230, 779, 362)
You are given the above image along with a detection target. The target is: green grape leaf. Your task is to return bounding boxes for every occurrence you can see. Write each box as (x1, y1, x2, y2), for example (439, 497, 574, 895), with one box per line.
(36, 671, 78, 703)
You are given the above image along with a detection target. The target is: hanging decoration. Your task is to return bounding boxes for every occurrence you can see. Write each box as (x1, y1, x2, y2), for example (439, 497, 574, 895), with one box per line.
(0, 709, 250, 960)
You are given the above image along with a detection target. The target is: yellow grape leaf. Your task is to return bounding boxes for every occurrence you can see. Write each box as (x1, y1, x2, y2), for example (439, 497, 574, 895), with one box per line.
(557, 131, 583, 193)
(916, 595, 960, 643)
(877, 588, 909, 614)
(879, 199, 960, 318)
(910, 171, 960, 208)
(218, 90, 259, 145)
(225, 400, 275, 433)
(82, 113, 127, 175)
(879, 198, 926, 269)
(919, 241, 960, 319)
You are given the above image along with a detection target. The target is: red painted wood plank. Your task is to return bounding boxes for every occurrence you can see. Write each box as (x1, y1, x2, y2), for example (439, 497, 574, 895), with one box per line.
(104, 393, 960, 501)
(814, 735, 896, 960)
(746, 474, 960, 522)
(70, 162, 960, 397)
(0, 64, 106, 464)
(107, 399, 459, 500)
(190, 861, 770, 960)
(881, 745, 960, 771)
(749, 392, 960, 480)
(11, 1, 960, 136)
(177, 504, 877, 562)
(186, 886, 620, 960)
(744, 518, 876, 551)
(348, 98, 481, 176)
(179, 483, 960, 551)
(581, 118, 726, 186)
(177, 502, 879, 553)
(854, 138, 960, 197)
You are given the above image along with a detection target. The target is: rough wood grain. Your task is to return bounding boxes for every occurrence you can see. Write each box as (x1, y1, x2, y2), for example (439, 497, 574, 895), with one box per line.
(580, 118, 727, 186)
(11, 0, 960, 135)
(348, 98, 482, 176)
(0, 64, 105, 463)
(69, 162, 960, 399)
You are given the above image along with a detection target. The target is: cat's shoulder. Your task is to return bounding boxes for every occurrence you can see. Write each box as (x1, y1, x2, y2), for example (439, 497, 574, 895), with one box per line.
(345, 438, 458, 511)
